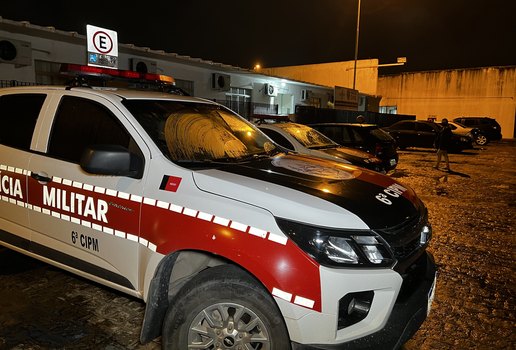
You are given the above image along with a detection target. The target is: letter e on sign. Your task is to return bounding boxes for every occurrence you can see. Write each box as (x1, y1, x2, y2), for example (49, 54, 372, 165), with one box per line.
(87, 25, 118, 56)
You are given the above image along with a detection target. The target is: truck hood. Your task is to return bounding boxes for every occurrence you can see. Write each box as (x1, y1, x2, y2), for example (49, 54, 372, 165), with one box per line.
(316, 146, 380, 165)
(192, 153, 424, 231)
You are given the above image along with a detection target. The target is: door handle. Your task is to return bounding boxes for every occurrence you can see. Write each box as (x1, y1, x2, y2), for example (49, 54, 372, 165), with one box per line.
(31, 172, 52, 183)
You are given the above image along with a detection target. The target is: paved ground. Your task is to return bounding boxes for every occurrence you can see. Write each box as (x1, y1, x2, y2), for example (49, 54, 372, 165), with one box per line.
(0, 141, 515, 350)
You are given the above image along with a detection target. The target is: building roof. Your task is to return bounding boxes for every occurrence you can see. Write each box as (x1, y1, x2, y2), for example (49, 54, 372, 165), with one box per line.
(0, 16, 332, 89)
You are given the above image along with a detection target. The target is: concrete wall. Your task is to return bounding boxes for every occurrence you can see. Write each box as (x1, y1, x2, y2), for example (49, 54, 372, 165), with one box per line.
(261, 59, 379, 96)
(378, 67, 516, 138)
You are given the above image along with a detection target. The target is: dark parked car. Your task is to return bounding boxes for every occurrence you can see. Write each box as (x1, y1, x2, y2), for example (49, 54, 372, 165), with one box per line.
(452, 116, 502, 144)
(258, 121, 387, 173)
(308, 123, 399, 172)
(383, 120, 473, 152)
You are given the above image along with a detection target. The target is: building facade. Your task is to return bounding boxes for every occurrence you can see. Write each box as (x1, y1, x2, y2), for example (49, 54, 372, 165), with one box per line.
(2, 17, 514, 138)
(0, 17, 333, 120)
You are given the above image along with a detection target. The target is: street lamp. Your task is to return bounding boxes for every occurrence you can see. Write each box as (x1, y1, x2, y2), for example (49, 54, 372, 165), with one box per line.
(353, 0, 361, 90)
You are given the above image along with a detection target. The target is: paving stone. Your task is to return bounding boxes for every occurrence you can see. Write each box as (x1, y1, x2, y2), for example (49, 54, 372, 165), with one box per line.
(1, 141, 515, 349)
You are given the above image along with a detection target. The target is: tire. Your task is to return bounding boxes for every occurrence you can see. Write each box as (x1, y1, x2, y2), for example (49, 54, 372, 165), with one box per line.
(162, 264, 291, 350)
(475, 134, 489, 146)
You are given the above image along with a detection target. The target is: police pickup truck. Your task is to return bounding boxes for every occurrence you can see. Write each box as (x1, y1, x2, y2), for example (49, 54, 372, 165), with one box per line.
(0, 68, 436, 350)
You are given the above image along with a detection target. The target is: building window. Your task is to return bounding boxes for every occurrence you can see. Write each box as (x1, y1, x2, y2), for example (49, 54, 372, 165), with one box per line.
(174, 78, 194, 96)
(224, 87, 252, 118)
(35, 60, 68, 85)
(379, 106, 398, 114)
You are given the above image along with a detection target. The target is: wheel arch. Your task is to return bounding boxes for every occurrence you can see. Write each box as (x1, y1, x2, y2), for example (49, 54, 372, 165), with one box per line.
(139, 249, 279, 344)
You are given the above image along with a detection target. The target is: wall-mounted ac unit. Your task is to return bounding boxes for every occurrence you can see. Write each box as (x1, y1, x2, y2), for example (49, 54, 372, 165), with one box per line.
(212, 73, 231, 91)
(0, 38, 32, 66)
(301, 89, 312, 101)
(130, 58, 157, 73)
(264, 83, 276, 96)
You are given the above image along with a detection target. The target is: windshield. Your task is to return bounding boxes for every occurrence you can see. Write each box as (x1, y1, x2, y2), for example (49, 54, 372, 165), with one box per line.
(279, 123, 337, 148)
(123, 100, 276, 162)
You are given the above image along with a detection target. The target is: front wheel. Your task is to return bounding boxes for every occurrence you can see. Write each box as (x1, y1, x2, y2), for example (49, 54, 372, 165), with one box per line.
(475, 134, 489, 146)
(162, 264, 291, 350)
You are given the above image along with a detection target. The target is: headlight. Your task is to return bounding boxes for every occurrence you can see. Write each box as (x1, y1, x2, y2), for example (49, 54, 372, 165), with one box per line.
(276, 218, 395, 267)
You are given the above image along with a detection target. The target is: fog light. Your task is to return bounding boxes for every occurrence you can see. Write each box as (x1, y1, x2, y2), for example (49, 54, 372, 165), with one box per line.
(348, 297, 371, 316)
(338, 291, 374, 329)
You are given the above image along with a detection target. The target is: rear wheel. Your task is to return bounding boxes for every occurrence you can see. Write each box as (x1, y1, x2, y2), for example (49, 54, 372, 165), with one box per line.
(162, 264, 291, 350)
(475, 134, 489, 146)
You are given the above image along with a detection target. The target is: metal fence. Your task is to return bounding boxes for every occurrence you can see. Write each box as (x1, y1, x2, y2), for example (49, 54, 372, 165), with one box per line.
(0, 80, 40, 88)
(214, 100, 279, 120)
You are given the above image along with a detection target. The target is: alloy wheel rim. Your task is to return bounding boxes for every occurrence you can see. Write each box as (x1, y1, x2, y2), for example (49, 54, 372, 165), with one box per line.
(187, 302, 271, 349)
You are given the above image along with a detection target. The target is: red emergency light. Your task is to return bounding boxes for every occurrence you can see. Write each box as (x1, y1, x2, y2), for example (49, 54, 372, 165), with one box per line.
(60, 63, 175, 84)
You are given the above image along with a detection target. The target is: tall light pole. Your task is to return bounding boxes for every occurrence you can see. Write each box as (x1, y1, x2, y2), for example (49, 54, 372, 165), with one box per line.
(352, 0, 361, 90)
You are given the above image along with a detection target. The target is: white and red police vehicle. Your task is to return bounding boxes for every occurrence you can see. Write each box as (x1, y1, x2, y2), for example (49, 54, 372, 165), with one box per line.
(0, 65, 436, 349)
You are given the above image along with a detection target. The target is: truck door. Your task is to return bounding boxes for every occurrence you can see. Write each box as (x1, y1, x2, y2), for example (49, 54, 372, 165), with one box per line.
(27, 92, 149, 293)
(0, 92, 47, 250)
(416, 123, 438, 148)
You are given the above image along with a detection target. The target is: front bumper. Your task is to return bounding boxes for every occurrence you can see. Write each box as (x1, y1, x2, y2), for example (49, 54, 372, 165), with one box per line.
(291, 252, 437, 350)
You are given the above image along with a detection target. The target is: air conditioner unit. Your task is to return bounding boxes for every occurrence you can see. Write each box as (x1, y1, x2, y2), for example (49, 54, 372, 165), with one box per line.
(301, 89, 312, 101)
(212, 73, 231, 91)
(264, 83, 276, 96)
(0, 38, 32, 66)
(130, 58, 157, 73)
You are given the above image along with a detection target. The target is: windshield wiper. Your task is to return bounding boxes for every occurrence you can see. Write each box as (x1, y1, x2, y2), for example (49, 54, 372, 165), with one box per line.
(175, 151, 278, 166)
(308, 144, 337, 150)
(232, 152, 272, 162)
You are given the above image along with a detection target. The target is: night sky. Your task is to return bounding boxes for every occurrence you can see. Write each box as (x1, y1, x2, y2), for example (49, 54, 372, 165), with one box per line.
(1, 0, 515, 73)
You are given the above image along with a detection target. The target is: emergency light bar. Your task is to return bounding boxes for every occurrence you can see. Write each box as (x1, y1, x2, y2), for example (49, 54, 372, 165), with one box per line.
(60, 63, 175, 84)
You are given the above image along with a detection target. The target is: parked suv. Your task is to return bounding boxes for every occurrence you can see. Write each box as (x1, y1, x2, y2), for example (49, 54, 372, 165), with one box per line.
(0, 66, 436, 349)
(383, 120, 473, 152)
(308, 123, 399, 172)
(452, 116, 502, 143)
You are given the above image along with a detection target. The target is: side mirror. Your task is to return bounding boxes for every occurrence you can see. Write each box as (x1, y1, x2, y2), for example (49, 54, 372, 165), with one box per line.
(80, 145, 143, 179)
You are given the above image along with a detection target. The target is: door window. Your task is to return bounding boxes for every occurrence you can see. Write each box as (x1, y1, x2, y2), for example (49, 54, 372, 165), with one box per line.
(396, 122, 414, 131)
(417, 123, 435, 132)
(0, 94, 46, 150)
(48, 96, 141, 163)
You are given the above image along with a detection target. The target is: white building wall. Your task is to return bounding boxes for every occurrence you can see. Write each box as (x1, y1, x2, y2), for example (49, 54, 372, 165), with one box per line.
(0, 18, 333, 116)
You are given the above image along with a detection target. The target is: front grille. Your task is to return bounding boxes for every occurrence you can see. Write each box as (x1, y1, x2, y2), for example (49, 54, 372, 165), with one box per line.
(374, 208, 429, 261)
(391, 236, 423, 259)
(377, 210, 425, 237)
